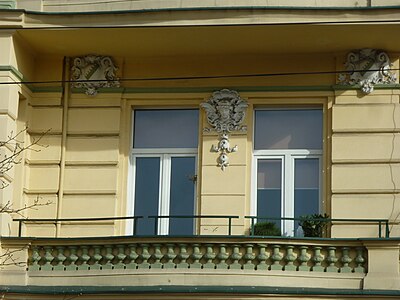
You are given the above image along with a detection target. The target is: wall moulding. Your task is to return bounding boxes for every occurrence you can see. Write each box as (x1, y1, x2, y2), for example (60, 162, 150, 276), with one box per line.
(337, 49, 397, 94)
(70, 55, 120, 96)
(201, 89, 248, 170)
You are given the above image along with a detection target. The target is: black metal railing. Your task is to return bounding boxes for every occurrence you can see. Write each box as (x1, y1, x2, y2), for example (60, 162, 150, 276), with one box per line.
(245, 216, 390, 238)
(13, 215, 390, 238)
(148, 215, 239, 235)
(13, 216, 143, 237)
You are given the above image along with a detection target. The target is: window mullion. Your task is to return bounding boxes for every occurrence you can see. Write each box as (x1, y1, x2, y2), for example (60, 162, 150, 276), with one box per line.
(284, 154, 295, 236)
(159, 154, 171, 235)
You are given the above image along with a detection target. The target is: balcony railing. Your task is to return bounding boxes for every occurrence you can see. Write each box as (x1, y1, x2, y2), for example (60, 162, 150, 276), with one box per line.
(14, 215, 390, 238)
(246, 216, 390, 238)
(27, 237, 367, 274)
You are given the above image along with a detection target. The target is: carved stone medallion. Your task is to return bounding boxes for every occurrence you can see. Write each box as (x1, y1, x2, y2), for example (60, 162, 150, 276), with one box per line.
(201, 89, 248, 170)
(338, 49, 396, 94)
(71, 55, 120, 96)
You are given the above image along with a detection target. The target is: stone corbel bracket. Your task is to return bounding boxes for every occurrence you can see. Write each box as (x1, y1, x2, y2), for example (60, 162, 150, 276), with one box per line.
(338, 49, 396, 94)
(71, 55, 120, 96)
(201, 89, 248, 170)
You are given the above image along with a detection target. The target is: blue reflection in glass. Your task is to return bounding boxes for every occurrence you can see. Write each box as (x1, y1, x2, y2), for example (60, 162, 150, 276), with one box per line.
(294, 159, 320, 232)
(169, 157, 196, 235)
(257, 160, 282, 229)
(254, 109, 322, 150)
(134, 110, 199, 148)
(134, 157, 160, 235)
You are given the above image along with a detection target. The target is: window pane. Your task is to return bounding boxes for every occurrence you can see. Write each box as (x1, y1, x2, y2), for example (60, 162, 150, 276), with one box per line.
(169, 157, 196, 235)
(294, 158, 320, 231)
(134, 157, 160, 235)
(254, 109, 322, 150)
(134, 110, 199, 148)
(257, 160, 282, 228)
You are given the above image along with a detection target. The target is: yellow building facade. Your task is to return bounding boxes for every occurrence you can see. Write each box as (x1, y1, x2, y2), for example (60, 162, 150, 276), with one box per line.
(1, 0, 400, 299)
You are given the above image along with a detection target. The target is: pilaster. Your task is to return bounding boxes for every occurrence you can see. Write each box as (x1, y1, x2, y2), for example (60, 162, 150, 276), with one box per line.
(363, 241, 400, 290)
(0, 31, 22, 236)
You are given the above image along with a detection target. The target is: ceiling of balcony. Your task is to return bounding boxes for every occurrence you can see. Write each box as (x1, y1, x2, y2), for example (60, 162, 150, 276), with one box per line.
(17, 23, 400, 58)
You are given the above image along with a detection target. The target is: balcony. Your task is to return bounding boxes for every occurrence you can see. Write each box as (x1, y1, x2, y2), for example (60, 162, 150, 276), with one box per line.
(1, 215, 399, 296)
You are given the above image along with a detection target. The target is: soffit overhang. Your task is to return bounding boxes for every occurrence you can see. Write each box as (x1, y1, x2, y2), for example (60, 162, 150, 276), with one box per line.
(15, 23, 400, 58)
(2, 8, 400, 57)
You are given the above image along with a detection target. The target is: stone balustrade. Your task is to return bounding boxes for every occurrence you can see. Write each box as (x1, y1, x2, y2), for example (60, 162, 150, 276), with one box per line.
(28, 239, 367, 273)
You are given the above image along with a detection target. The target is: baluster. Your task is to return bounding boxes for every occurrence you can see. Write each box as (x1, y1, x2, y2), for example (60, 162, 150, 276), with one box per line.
(340, 247, 352, 273)
(138, 244, 151, 269)
(203, 244, 216, 269)
(354, 247, 366, 273)
(243, 244, 255, 270)
(284, 245, 296, 271)
(229, 245, 242, 270)
(77, 246, 90, 271)
(177, 244, 189, 269)
(102, 245, 114, 270)
(53, 246, 66, 271)
(326, 247, 338, 272)
(311, 246, 324, 272)
(270, 245, 283, 271)
(297, 246, 310, 271)
(41, 246, 54, 271)
(114, 245, 127, 270)
(29, 246, 41, 271)
(152, 244, 163, 269)
(190, 244, 202, 269)
(64, 246, 78, 271)
(164, 244, 176, 269)
(216, 244, 229, 269)
(126, 244, 138, 269)
(256, 244, 268, 271)
(90, 245, 103, 270)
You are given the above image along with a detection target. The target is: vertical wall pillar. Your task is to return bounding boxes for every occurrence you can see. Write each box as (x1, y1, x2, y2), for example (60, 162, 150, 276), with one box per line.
(331, 50, 400, 238)
(0, 31, 21, 236)
(363, 241, 400, 290)
(199, 89, 249, 235)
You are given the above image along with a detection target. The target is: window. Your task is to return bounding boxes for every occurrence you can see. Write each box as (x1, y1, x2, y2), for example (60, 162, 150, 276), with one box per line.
(252, 108, 323, 236)
(128, 109, 199, 235)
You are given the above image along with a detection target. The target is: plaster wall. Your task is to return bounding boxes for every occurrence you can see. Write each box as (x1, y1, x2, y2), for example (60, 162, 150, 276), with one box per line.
(331, 91, 400, 237)
(1, 46, 398, 239)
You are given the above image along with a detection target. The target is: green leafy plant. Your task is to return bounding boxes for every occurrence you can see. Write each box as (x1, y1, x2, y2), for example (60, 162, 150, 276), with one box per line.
(298, 214, 329, 237)
(252, 221, 281, 236)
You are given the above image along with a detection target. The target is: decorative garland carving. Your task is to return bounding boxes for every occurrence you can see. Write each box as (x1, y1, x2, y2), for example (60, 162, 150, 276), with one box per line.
(338, 49, 396, 94)
(71, 55, 120, 96)
(201, 89, 248, 170)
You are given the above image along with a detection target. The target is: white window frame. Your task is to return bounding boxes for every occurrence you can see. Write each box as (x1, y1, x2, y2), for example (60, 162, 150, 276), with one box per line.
(126, 110, 199, 235)
(251, 108, 323, 236)
(251, 151, 322, 236)
(128, 150, 197, 235)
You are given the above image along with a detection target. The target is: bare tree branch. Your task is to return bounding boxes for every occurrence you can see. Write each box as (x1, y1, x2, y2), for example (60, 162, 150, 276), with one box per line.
(0, 197, 52, 218)
(0, 247, 28, 267)
(0, 128, 51, 217)
(0, 128, 49, 178)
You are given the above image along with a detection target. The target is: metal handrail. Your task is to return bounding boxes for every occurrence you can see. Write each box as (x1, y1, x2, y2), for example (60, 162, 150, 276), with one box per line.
(13, 215, 390, 238)
(13, 216, 143, 237)
(148, 215, 240, 235)
(245, 216, 390, 238)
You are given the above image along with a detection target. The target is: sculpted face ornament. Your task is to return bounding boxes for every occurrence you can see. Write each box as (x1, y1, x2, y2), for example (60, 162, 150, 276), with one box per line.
(201, 89, 248, 170)
(71, 55, 120, 96)
(338, 49, 396, 94)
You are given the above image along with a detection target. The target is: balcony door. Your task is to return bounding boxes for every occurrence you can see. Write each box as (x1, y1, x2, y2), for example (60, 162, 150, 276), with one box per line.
(128, 109, 198, 235)
(252, 108, 323, 236)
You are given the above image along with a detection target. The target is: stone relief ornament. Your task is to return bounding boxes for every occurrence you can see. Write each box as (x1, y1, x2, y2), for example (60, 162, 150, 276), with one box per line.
(71, 55, 120, 96)
(338, 49, 396, 94)
(201, 89, 248, 170)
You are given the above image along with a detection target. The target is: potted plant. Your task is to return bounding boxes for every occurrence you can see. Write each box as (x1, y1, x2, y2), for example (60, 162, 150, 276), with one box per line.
(251, 221, 281, 236)
(298, 214, 329, 237)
